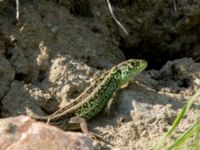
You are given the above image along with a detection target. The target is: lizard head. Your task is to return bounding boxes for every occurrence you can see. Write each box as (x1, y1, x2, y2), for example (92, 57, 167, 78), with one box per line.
(112, 59, 148, 85)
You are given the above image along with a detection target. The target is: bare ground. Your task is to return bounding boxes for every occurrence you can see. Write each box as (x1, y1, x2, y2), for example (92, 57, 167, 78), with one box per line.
(0, 0, 200, 149)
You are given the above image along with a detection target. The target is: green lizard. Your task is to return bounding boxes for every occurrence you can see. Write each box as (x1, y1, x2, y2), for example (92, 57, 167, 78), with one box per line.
(30, 59, 147, 137)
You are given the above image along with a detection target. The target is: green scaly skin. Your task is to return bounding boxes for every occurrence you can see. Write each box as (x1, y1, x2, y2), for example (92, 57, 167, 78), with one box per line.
(31, 59, 147, 127)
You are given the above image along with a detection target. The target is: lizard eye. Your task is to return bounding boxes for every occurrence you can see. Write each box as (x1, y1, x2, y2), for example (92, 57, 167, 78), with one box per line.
(130, 62, 135, 66)
(130, 61, 138, 67)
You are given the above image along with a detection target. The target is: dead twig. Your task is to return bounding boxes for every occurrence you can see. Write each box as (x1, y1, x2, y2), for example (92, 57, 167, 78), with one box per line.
(173, 0, 178, 16)
(106, 0, 129, 35)
(16, 0, 19, 21)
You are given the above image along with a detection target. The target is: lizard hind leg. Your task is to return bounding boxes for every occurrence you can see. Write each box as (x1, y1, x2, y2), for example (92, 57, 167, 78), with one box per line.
(46, 117, 51, 124)
(69, 117, 103, 140)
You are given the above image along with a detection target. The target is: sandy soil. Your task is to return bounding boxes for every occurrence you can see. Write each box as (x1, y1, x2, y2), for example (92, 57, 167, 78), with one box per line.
(0, 0, 200, 149)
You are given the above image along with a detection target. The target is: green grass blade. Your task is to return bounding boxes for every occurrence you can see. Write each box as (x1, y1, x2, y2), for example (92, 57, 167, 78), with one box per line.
(167, 122, 200, 150)
(166, 88, 200, 138)
(154, 88, 200, 150)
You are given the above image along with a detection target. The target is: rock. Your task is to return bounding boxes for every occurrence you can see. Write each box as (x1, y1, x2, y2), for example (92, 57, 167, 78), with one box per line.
(0, 57, 15, 98)
(45, 55, 96, 103)
(0, 34, 5, 56)
(0, 116, 94, 150)
(1, 81, 45, 117)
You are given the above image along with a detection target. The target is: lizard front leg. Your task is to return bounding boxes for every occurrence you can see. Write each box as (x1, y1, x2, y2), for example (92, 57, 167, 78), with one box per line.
(104, 82, 130, 116)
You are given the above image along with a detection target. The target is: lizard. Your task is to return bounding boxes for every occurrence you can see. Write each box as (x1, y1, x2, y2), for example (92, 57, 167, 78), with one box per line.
(30, 59, 148, 138)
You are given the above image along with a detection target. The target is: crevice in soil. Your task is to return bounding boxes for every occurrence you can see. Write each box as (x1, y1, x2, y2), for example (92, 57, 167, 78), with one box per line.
(119, 38, 186, 70)
(69, 0, 93, 17)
